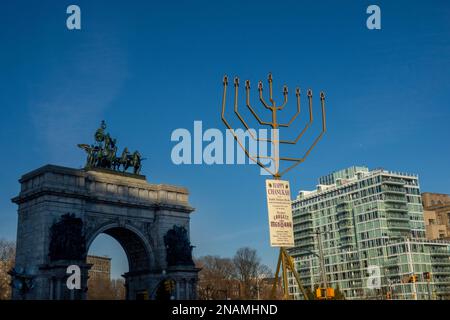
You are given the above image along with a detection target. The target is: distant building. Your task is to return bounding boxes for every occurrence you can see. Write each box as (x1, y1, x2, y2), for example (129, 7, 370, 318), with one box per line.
(289, 167, 450, 300)
(422, 193, 450, 240)
(87, 255, 111, 281)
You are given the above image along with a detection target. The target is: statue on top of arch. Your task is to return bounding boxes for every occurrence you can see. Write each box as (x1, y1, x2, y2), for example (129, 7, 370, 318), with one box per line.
(78, 120, 144, 175)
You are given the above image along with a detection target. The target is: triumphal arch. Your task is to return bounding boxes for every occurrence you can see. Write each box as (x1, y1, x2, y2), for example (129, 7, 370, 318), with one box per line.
(11, 121, 198, 300)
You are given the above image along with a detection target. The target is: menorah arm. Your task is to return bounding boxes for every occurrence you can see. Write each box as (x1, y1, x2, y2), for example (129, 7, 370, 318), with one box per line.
(277, 86, 289, 110)
(278, 96, 326, 177)
(278, 89, 300, 127)
(259, 87, 271, 110)
(230, 81, 271, 143)
(279, 91, 313, 144)
(245, 84, 271, 127)
(225, 126, 276, 176)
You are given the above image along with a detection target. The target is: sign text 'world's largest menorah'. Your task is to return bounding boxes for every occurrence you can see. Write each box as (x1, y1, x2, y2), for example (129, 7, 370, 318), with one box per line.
(221, 73, 327, 300)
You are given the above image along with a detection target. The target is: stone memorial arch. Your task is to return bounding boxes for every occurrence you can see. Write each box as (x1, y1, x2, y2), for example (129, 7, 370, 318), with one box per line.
(10, 122, 199, 300)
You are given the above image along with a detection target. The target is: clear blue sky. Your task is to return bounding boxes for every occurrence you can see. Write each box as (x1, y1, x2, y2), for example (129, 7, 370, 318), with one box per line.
(0, 1, 449, 278)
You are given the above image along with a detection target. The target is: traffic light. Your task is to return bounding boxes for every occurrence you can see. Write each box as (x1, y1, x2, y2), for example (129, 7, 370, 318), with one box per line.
(316, 288, 324, 299)
(409, 274, 417, 283)
(164, 279, 175, 292)
(326, 287, 335, 298)
(423, 272, 431, 281)
(316, 287, 334, 299)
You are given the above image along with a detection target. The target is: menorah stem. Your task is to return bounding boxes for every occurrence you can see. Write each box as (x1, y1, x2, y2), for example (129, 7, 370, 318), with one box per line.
(271, 107, 280, 178)
(273, 130, 280, 178)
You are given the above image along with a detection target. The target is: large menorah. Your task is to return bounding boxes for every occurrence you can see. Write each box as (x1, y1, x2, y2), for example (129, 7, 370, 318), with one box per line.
(221, 73, 327, 300)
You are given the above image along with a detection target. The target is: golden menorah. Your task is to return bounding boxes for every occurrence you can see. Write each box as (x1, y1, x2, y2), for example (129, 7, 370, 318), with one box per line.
(221, 73, 327, 300)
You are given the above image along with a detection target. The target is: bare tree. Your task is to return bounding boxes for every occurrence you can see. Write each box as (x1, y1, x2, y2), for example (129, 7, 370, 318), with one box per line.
(111, 278, 126, 300)
(254, 263, 273, 300)
(87, 277, 126, 300)
(197, 248, 273, 300)
(0, 239, 16, 300)
(196, 255, 236, 300)
(233, 247, 272, 300)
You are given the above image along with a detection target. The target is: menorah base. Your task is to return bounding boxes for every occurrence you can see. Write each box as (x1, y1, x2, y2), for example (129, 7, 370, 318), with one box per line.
(271, 247, 308, 300)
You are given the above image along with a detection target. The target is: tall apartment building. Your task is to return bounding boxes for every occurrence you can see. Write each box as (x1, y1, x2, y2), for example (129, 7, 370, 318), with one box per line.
(422, 193, 450, 240)
(289, 166, 450, 300)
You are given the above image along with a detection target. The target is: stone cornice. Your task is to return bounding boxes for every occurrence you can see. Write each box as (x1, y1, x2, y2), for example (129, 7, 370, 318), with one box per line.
(12, 164, 194, 214)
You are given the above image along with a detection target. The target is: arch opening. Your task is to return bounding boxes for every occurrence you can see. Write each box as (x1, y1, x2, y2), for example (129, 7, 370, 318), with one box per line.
(86, 226, 153, 300)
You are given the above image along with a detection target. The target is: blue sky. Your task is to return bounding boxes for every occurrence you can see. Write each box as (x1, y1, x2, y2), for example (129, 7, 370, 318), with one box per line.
(0, 1, 449, 278)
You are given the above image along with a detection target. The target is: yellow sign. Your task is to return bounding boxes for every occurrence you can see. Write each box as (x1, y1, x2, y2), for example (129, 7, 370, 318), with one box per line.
(265, 179, 294, 247)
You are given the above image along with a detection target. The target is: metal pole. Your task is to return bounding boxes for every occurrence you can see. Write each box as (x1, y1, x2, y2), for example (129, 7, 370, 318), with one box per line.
(282, 252, 289, 299)
(271, 249, 283, 298)
(316, 229, 328, 299)
(405, 239, 417, 300)
(427, 279, 432, 300)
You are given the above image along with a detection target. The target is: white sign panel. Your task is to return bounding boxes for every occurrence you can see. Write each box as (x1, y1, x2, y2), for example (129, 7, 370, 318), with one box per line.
(265, 179, 294, 247)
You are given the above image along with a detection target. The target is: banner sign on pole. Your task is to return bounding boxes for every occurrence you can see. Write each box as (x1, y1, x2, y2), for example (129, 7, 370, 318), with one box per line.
(265, 179, 295, 247)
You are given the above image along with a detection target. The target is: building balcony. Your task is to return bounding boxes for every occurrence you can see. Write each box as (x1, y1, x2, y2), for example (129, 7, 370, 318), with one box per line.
(432, 276, 450, 284)
(386, 214, 410, 222)
(431, 259, 450, 266)
(387, 224, 410, 231)
(294, 223, 314, 232)
(294, 213, 313, 221)
(336, 208, 351, 216)
(337, 220, 352, 229)
(294, 232, 314, 240)
(430, 251, 450, 257)
(382, 178, 405, 186)
(385, 205, 408, 211)
(431, 266, 450, 273)
(295, 244, 315, 253)
(385, 268, 400, 275)
(336, 199, 350, 206)
(384, 259, 400, 268)
(384, 198, 407, 204)
(337, 211, 352, 220)
(388, 231, 410, 238)
(381, 186, 406, 194)
(339, 230, 354, 238)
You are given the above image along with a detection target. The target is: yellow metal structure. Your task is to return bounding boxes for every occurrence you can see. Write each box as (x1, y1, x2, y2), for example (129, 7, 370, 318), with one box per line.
(221, 73, 327, 300)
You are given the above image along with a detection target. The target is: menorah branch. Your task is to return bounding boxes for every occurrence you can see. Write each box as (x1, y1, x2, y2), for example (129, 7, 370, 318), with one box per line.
(279, 89, 314, 144)
(278, 87, 300, 128)
(244, 80, 271, 127)
(232, 78, 271, 142)
(277, 85, 289, 110)
(258, 81, 272, 109)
